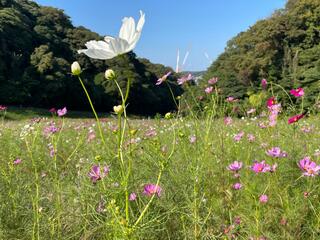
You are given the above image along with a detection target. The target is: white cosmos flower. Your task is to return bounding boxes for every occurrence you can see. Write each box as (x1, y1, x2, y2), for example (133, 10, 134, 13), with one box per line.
(78, 11, 145, 60)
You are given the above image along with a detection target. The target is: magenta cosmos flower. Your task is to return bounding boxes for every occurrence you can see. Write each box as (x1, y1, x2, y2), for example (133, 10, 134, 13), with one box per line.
(267, 97, 276, 107)
(208, 77, 218, 85)
(227, 161, 243, 172)
(205, 86, 213, 94)
(88, 165, 110, 183)
(288, 114, 304, 124)
(143, 184, 162, 197)
(261, 79, 267, 90)
(298, 157, 320, 177)
(290, 88, 304, 97)
(57, 107, 67, 117)
(266, 147, 287, 158)
(156, 71, 172, 85)
(251, 160, 271, 173)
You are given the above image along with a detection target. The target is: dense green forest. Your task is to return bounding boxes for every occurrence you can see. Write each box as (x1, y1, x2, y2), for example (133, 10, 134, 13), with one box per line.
(0, 0, 182, 114)
(202, 0, 320, 109)
(1, 0, 319, 115)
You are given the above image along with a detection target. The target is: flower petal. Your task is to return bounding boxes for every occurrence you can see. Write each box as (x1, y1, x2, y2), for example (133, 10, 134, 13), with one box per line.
(119, 16, 136, 44)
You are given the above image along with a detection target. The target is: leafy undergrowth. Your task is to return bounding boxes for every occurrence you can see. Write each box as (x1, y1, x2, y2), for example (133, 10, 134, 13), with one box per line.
(0, 113, 319, 239)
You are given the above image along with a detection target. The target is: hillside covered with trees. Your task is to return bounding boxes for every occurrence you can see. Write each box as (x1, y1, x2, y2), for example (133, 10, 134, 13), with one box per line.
(0, 0, 182, 115)
(203, 0, 320, 109)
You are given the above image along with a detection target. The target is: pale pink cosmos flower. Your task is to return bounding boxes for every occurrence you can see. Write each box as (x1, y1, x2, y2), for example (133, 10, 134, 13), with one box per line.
(208, 77, 218, 85)
(189, 135, 197, 144)
(205, 86, 213, 94)
(57, 107, 67, 117)
(258, 122, 267, 129)
(156, 71, 172, 85)
(251, 160, 271, 173)
(298, 157, 320, 177)
(247, 108, 256, 114)
(290, 88, 304, 97)
(247, 134, 255, 142)
(226, 96, 238, 103)
(259, 194, 268, 203)
(88, 165, 110, 183)
(129, 192, 137, 201)
(233, 131, 244, 142)
(143, 184, 162, 197)
(224, 117, 233, 126)
(177, 74, 193, 85)
(266, 147, 287, 158)
(227, 161, 243, 172)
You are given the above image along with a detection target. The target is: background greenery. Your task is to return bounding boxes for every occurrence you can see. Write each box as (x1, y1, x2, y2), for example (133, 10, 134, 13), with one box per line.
(0, 0, 182, 115)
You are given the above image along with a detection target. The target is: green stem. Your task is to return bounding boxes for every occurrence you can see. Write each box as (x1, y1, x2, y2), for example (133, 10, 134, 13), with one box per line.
(77, 76, 105, 145)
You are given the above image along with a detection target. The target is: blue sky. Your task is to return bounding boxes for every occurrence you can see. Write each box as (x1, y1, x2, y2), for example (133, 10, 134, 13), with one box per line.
(34, 0, 287, 71)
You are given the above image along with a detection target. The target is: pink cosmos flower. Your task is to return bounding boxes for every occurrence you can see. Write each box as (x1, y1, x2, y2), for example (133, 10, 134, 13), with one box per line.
(156, 71, 172, 85)
(205, 86, 213, 94)
(57, 107, 67, 117)
(143, 184, 162, 197)
(266, 147, 287, 158)
(197, 96, 204, 101)
(259, 194, 268, 203)
(298, 157, 320, 177)
(233, 131, 244, 142)
(226, 96, 238, 103)
(288, 114, 304, 124)
(0, 105, 7, 111)
(49, 108, 56, 113)
(43, 122, 59, 136)
(88, 165, 110, 183)
(261, 79, 267, 90)
(87, 129, 96, 142)
(268, 103, 281, 127)
(224, 117, 233, 126)
(258, 122, 267, 129)
(227, 161, 243, 172)
(290, 88, 304, 97)
(251, 160, 271, 173)
(247, 108, 256, 114)
(13, 158, 22, 165)
(233, 183, 242, 190)
(129, 192, 137, 201)
(177, 74, 193, 85)
(189, 135, 197, 144)
(145, 128, 157, 137)
(247, 134, 255, 142)
(208, 77, 218, 85)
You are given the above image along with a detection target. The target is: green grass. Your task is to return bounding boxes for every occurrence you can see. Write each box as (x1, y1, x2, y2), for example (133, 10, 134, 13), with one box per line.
(0, 110, 319, 239)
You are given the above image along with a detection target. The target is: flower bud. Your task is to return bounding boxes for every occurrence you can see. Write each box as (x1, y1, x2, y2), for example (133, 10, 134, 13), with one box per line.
(165, 112, 172, 119)
(105, 69, 116, 80)
(113, 105, 124, 115)
(71, 61, 82, 75)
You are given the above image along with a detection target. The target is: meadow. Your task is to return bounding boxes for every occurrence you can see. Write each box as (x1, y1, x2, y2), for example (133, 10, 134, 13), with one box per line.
(0, 100, 319, 239)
